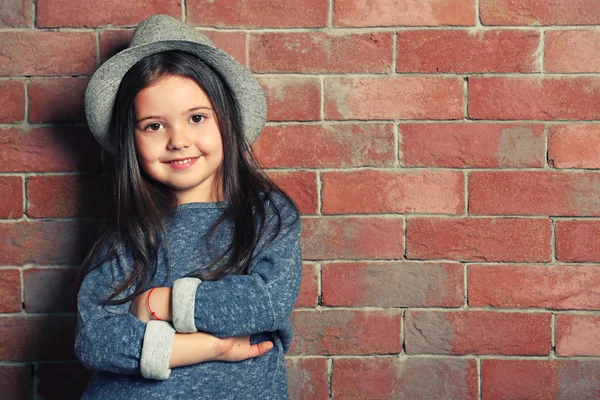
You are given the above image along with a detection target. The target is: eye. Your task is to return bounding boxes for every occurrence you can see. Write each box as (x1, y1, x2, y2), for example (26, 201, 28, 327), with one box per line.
(191, 114, 207, 124)
(144, 122, 164, 131)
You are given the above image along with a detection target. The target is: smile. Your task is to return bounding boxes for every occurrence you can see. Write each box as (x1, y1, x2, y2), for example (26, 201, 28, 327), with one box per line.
(165, 156, 200, 170)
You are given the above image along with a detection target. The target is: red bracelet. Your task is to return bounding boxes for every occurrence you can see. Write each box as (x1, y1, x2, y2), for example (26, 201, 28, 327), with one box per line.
(147, 287, 162, 321)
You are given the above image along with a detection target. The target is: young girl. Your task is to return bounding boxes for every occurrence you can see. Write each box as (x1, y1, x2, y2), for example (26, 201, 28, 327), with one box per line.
(73, 14, 302, 399)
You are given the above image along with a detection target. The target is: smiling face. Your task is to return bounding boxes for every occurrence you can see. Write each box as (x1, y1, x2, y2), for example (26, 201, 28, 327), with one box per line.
(133, 74, 224, 204)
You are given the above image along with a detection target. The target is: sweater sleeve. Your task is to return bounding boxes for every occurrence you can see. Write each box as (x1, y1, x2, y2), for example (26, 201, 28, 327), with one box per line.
(74, 244, 176, 380)
(171, 197, 302, 338)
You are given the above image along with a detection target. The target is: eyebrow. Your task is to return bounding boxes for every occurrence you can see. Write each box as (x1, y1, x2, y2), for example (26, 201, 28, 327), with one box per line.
(136, 106, 213, 124)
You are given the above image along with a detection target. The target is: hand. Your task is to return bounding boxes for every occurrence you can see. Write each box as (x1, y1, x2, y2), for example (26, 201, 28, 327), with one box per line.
(213, 336, 273, 362)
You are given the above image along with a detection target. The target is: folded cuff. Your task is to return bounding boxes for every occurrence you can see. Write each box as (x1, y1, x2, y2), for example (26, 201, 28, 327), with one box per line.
(172, 277, 202, 333)
(140, 320, 176, 380)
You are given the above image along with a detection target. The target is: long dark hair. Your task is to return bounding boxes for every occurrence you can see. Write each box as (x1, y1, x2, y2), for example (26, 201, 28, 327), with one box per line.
(74, 50, 299, 306)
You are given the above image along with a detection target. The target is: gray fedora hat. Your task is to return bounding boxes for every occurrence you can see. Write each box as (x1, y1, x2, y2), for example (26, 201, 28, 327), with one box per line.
(85, 14, 267, 154)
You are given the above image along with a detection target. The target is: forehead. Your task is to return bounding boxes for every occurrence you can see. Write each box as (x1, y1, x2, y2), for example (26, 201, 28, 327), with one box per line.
(134, 74, 212, 112)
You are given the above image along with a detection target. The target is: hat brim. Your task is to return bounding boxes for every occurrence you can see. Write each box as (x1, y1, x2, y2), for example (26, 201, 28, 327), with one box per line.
(85, 40, 267, 154)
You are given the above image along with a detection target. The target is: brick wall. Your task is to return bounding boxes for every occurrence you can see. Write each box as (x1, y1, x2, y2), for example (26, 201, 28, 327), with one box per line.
(2, 0, 600, 399)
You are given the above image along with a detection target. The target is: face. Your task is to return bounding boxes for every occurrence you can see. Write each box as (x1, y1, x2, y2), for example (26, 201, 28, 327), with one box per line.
(133, 74, 224, 204)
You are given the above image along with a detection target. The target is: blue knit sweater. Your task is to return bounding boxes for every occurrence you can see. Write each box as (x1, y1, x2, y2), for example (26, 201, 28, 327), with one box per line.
(74, 192, 302, 399)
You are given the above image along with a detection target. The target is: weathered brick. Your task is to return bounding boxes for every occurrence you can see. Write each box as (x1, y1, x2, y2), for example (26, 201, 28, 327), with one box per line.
(187, 0, 328, 28)
(0, 31, 96, 76)
(397, 30, 539, 73)
(37, 0, 180, 27)
(0, 126, 102, 173)
(556, 220, 600, 262)
(406, 311, 551, 355)
(0, 220, 100, 265)
(0, 0, 33, 27)
(264, 170, 318, 215)
(401, 123, 545, 168)
(0, 365, 31, 400)
(286, 357, 329, 400)
(325, 77, 464, 120)
(322, 170, 464, 214)
(556, 314, 600, 356)
(296, 264, 319, 308)
(34, 362, 92, 400)
(334, 0, 475, 27)
(406, 217, 552, 262)
(24, 268, 78, 313)
(322, 262, 464, 307)
(548, 125, 600, 169)
(257, 76, 321, 122)
(0, 80, 25, 123)
(29, 78, 88, 123)
(482, 359, 600, 399)
(480, 0, 600, 25)
(0, 176, 23, 219)
(27, 175, 107, 218)
(301, 217, 404, 260)
(290, 310, 402, 355)
(254, 124, 395, 168)
(332, 357, 478, 399)
(0, 316, 76, 361)
(468, 77, 600, 120)
(0, 269, 22, 312)
(251, 32, 393, 73)
(470, 171, 600, 216)
(546, 30, 600, 73)
(469, 265, 600, 310)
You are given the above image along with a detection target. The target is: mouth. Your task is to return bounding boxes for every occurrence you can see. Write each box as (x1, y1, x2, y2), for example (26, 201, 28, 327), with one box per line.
(165, 157, 200, 165)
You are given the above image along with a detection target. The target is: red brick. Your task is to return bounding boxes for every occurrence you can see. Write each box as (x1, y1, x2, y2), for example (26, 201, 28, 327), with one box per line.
(35, 363, 92, 400)
(264, 170, 318, 215)
(546, 30, 600, 73)
(556, 220, 600, 262)
(325, 77, 464, 120)
(24, 268, 78, 313)
(254, 124, 395, 168)
(0, 31, 96, 76)
(332, 357, 478, 400)
(0, 220, 100, 265)
(322, 170, 464, 214)
(468, 77, 600, 120)
(482, 359, 600, 399)
(0, 316, 76, 361)
(397, 29, 539, 73)
(334, 0, 475, 27)
(251, 32, 392, 73)
(401, 123, 545, 168)
(322, 262, 463, 307)
(469, 265, 600, 310)
(407, 217, 552, 262)
(557, 314, 600, 356)
(0, 176, 23, 218)
(406, 311, 551, 355)
(29, 78, 88, 123)
(257, 76, 321, 121)
(0, 365, 32, 400)
(187, 0, 328, 28)
(470, 171, 600, 216)
(480, 0, 600, 26)
(296, 264, 319, 308)
(0, 80, 25, 123)
(0, 126, 101, 173)
(27, 175, 107, 218)
(290, 310, 401, 355)
(0, 269, 22, 312)
(549, 125, 600, 169)
(286, 357, 329, 400)
(37, 0, 180, 27)
(301, 217, 404, 260)
(0, 0, 33, 27)
(99, 30, 134, 63)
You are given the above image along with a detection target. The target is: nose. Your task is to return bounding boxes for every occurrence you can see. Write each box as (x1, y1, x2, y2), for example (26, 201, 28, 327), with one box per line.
(167, 124, 191, 150)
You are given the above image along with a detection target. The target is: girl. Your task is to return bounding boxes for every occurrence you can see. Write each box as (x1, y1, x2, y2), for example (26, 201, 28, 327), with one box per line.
(73, 14, 302, 399)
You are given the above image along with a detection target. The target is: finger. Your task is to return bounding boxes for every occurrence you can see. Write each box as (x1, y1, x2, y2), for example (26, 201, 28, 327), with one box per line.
(255, 341, 273, 356)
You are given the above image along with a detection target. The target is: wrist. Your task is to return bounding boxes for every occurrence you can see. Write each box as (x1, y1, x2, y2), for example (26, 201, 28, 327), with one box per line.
(148, 287, 172, 321)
